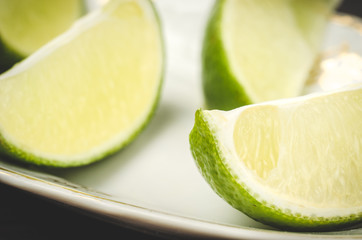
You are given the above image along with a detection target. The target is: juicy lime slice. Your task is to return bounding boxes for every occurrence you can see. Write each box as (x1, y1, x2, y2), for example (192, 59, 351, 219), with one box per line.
(189, 84, 362, 231)
(202, 0, 340, 110)
(0, 0, 84, 72)
(0, 0, 164, 167)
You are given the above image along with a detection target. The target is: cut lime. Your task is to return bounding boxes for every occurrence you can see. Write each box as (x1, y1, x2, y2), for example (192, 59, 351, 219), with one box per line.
(202, 0, 340, 110)
(0, 0, 164, 167)
(189, 84, 362, 231)
(0, 0, 84, 72)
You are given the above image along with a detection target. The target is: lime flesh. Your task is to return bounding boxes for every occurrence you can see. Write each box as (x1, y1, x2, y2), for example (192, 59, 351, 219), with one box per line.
(0, 0, 163, 167)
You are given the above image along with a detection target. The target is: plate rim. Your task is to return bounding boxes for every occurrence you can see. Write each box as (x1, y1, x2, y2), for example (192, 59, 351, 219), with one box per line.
(1, 164, 361, 239)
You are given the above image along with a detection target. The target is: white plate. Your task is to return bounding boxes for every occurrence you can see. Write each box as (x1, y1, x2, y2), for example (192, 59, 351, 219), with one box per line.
(1, 1, 362, 239)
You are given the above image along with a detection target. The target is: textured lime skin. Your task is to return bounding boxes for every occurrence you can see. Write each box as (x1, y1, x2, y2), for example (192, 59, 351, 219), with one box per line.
(0, 0, 164, 168)
(202, 0, 251, 111)
(189, 109, 362, 231)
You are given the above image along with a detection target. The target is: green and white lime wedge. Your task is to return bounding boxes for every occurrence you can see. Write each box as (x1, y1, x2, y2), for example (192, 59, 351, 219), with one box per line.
(0, 0, 84, 72)
(0, 0, 164, 167)
(202, 0, 340, 110)
(190, 84, 362, 231)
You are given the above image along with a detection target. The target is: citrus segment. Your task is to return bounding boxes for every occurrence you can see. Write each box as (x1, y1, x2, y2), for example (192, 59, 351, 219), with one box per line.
(0, 0, 163, 167)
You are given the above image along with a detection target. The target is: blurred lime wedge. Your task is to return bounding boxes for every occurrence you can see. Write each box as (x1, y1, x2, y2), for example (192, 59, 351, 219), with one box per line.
(202, 0, 340, 110)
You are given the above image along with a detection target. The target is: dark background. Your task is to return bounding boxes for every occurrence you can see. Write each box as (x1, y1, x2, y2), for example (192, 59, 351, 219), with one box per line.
(1, 1, 362, 239)
(337, 0, 362, 17)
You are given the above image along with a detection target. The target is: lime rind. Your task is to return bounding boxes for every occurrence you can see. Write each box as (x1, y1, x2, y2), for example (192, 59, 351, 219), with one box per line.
(189, 109, 362, 231)
(202, 0, 251, 111)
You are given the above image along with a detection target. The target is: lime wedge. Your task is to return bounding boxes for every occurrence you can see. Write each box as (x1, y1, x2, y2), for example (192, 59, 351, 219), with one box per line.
(202, 0, 340, 110)
(190, 84, 362, 231)
(0, 0, 164, 167)
(0, 0, 84, 72)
